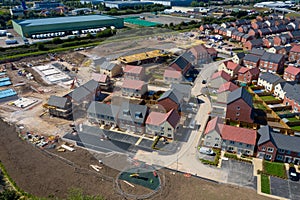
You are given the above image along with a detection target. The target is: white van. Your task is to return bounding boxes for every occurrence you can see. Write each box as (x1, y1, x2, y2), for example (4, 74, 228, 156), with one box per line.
(199, 147, 214, 155)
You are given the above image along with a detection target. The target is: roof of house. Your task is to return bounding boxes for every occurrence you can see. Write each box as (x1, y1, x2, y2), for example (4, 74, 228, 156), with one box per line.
(124, 65, 143, 74)
(218, 82, 239, 93)
(118, 102, 148, 124)
(87, 101, 119, 117)
(227, 87, 253, 107)
(190, 44, 208, 54)
(170, 55, 190, 71)
(207, 47, 217, 55)
(223, 60, 239, 70)
(238, 67, 249, 74)
(122, 79, 145, 90)
(249, 67, 260, 76)
(158, 88, 183, 105)
(47, 95, 69, 109)
(235, 52, 245, 59)
(258, 125, 300, 152)
(290, 44, 300, 53)
(101, 61, 117, 71)
(171, 83, 192, 97)
(259, 72, 284, 84)
(146, 109, 180, 128)
(164, 69, 182, 79)
(211, 71, 231, 81)
(247, 39, 263, 46)
(204, 117, 256, 145)
(261, 52, 284, 63)
(221, 125, 257, 145)
(67, 80, 99, 102)
(92, 73, 109, 83)
(283, 83, 300, 104)
(285, 65, 300, 75)
(250, 48, 265, 56)
(94, 57, 107, 66)
(243, 54, 260, 63)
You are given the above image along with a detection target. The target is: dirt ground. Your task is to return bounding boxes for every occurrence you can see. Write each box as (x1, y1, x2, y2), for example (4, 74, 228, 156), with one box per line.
(0, 119, 273, 200)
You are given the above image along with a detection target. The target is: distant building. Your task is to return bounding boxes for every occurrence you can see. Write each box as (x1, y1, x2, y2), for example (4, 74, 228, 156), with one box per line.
(289, 44, 300, 63)
(123, 65, 145, 81)
(104, 1, 153, 9)
(122, 79, 148, 98)
(32, 1, 64, 11)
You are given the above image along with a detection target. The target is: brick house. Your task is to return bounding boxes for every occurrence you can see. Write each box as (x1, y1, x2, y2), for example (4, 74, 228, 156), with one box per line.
(288, 30, 300, 40)
(249, 48, 265, 56)
(203, 117, 257, 155)
(121, 79, 148, 98)
(257, 125, 300, 164)
(263, 38, 274, 48)
(145, 109, 180, 139)
(258, 72, 284, 92)
(259, 52, 285, 73)
(186, 44, 213, 66)
(248, 29, 259, 37)
(257, 28, 271, 37)
(236, 32, 245, 42)
(284, 65, 300, 82)
(232, 52, 245, 64)
(237, 67, 260, 84)
(267, 46, 287, 56)
(238, 25, 248, 33)
(123, 65, 146, 81)
(169, 55, 192, 75)
(241, 34, 252, 43)
(92, 73, 113, 91)
(217, 82, 239, 103)
(218, 60, 241, 78)
(288, 44, 300, 63)
(243, 54, 260, 69)
(117, 102, 148, 134)
(163, 68, 183, 84)
(226, 87, 254, 123)
(157, 88, 183, 112)
(244, 39, 263, 50)
(283, 84, 300, 113)
(209, 71, 231, 89)
(274, 34, 291, 46)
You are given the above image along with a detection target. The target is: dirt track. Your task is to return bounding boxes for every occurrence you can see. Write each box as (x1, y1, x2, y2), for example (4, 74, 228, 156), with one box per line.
(0, 119, 272, 200)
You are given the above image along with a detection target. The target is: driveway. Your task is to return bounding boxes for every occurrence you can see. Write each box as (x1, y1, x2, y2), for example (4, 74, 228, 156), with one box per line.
(221, 159, 256, 189)
(270, 176, 300, 200)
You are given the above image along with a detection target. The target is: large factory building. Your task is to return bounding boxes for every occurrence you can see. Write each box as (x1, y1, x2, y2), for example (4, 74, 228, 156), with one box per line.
(12, 14, 124, 37)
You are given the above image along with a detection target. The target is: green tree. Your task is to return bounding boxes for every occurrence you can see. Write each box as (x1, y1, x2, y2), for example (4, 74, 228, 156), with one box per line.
(0, 189, 20, 200)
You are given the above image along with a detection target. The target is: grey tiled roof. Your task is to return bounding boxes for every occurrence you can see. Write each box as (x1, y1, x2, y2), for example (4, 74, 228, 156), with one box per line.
(48, 95, 69, 109)
(101, 61, 117, 71)
(259, 72, 284, 84)
(118, 102, 148, 124)
(171, 55, 190, 71)
(243, 54, 260, 63)
(158, 88, 183, 105)
(283, 83, 300, 104)
(250, 48, 265, 56)
(261, 52, 284, 63)
(87, 101, 119, 117)
(227, 87, 253, 107)
(258, 125, 300, 152)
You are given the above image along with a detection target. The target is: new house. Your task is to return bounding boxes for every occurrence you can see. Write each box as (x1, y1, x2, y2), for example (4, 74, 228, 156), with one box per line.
(209, 71, 231, 89)
(117, 102, 148, 134)
(284, 65, 300, 82)
(169, 55, 192, 75)
(258, 72, 284, 91)
(289, 44, 300, 63)
(283, 84, 300, 113)
(163, 69, 183, 84)
(203, 117, 257, 155)
(123, 65, 146, 81)
(47, 95, 72, 119)
(122, 79, 147, 98)
(243, 54, 260, 69)
(257, 125, 300, 164)
(157, 88, 183, 112)
(186, 44, 213, 66)
(218, 60, 241, 78)
(259, 52, 285, 73)
(87, 101, 119, 127)
(237, 67, 260, 84)
(100, 61, 122, 77)
(232, 52, 245, 65)
(217, 82, 239, 103)
(226, 87, 254, 123)
(92, 73, 113, 91)
(146, 109, 180, 139)
(244, 39, 263, 50)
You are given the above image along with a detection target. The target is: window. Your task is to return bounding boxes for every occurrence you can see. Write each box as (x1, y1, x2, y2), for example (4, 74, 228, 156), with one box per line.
(206, 136, 211, 139)
(236, 112, 240, 116)
(262, 146, 266, 151)
(230, 141, 235, 145)
(265, 154, 272, 160)
(239, 142, 243, 146)
(278, 149, 285, 154)
(246, 144, 252, 148)
(245, 150, 250, 155)
(228, 147, 234, 151)
(206, 142, 211, 146)
(286, 150, 291, 155)
(167, 134, 172, 138)
(267, 147, 274, 152)
(214, 144, 219, 147)
(276, 155, 283, 161)
(215, 138, 219, 141)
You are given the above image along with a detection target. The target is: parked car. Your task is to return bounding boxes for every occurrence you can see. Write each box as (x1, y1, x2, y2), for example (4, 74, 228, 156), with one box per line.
(199, 147, 214, 155)
(289, 167, 299, 181)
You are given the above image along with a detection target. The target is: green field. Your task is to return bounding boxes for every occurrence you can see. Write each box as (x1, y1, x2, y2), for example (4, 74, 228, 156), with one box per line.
(291, 126, 300, 132)
(261, 174, 270, 194)
(260, 95, 278, 102)
(264, 161, 287, 178)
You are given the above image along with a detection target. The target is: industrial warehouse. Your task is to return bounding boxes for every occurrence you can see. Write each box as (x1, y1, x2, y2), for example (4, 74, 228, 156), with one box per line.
(12, 14, 124, 37)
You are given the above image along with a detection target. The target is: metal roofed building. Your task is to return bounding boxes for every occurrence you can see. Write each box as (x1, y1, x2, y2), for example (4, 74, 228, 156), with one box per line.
(12, 15, 124, 37)
(104, 1, 153, 9)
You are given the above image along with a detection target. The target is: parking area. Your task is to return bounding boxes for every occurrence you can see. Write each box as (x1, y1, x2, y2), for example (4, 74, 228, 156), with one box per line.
(270, 176, 300, 200)
(222, 159, 256, 189)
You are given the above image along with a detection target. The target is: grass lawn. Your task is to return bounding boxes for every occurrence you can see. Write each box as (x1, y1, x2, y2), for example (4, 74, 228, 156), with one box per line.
(291, 126, 300, 132)
(260, 95, 277, 101)
(286, 117, 300, 122)
(254, 103, 268, 110)
(261, 174, 270, 194)
(264, 161, 287, 178)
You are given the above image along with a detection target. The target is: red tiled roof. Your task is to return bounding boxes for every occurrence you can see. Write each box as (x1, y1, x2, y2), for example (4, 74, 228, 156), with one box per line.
(124, 65, 143, 74)
(249, 67, 260, 76)
(285, 65, 300, 75)
(211, 71, 231, 81)
(290, 44, 300, 53)
(224, 61, 239, 70)
(92, 73, 108, 83)
(164, 69, 182, 79)
(218, 82, 239, 93)
(238, 67, 249, 74)
(207, 47, 217, 55)
(146, 109, 180, 128)
(204, 117, 224, 134)
(221, 125, 257, 145)
(122, 79, 145, 90)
